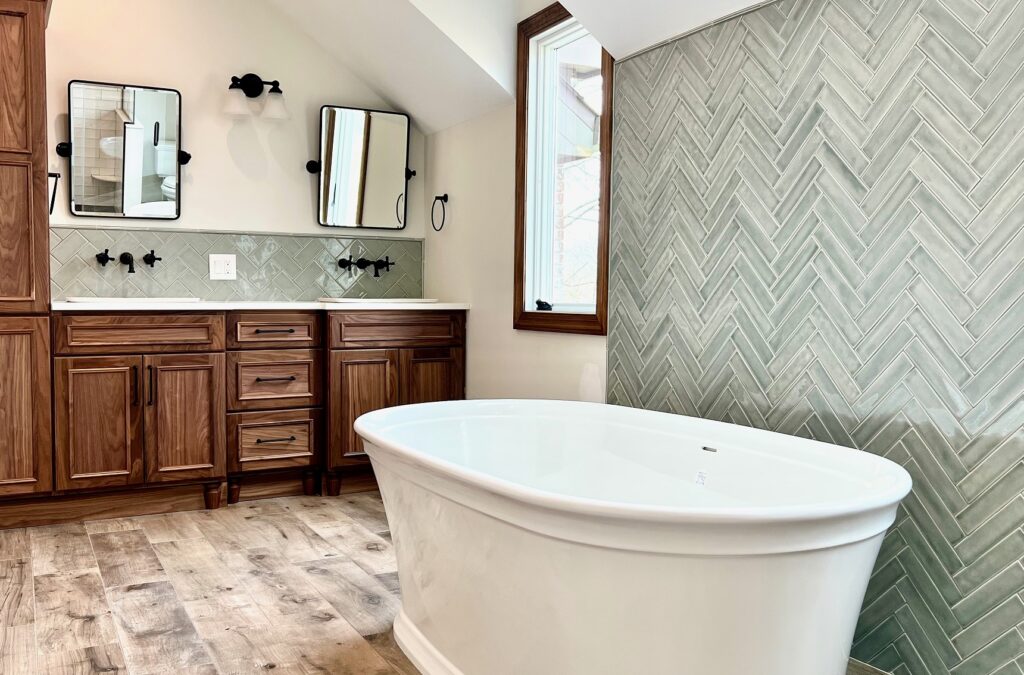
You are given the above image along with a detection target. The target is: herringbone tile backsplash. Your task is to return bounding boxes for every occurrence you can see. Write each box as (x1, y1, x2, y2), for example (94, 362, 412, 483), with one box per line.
(50, 226, 423, 301)
(607, 0, 1024, 673)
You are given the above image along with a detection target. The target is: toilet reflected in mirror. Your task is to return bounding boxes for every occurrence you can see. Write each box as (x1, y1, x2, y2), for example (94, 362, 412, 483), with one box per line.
(67, 80, 182, 220)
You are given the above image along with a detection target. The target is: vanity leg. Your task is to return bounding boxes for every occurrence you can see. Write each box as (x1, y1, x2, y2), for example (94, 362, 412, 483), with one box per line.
(204, 482, 222, 509)
(326, 473, 341, 497)
(227, 478, 241, 504)
(302, 470, 318, 496)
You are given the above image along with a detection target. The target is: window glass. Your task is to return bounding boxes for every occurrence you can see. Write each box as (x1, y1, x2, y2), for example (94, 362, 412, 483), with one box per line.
(524, 19, 603, 313)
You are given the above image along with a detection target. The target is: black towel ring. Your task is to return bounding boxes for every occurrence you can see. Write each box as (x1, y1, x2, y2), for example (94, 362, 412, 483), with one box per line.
(431, 193, 449, 232)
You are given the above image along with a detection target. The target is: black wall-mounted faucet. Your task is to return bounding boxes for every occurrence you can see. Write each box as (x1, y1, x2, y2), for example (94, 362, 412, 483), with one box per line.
(372, 256, 395, 278)
(96, 249, 114, 266)
(354, 257, 396, 278)
(143, 250, 162, 267)
(119, 252, 136, 274)
(338, 255, 354, 272)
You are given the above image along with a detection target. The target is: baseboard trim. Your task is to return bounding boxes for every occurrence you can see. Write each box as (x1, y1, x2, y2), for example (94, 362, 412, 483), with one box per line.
(0, 482, 221, 528)
(848, 659, 891, 675)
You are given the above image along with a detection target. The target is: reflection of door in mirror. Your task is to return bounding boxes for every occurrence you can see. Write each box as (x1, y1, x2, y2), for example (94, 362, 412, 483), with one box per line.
(68, 81, 181, 220)
(318, 106, 409, 229)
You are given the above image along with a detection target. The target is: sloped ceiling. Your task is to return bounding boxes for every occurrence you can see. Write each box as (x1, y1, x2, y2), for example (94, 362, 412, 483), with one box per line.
(266, 0, 767, 133)
(561, 0, 768, 59)
(266, 0, 515, 134)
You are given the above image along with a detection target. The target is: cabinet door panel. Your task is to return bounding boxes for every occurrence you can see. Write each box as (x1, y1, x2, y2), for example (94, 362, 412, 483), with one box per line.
(0, 0, 48, 313)
(400, 347, 465, 405)
(0, 316, 50, 496)
(329, 349, 398, 466)
(54, 356, 144, 490)
(144, 353, 226, 483)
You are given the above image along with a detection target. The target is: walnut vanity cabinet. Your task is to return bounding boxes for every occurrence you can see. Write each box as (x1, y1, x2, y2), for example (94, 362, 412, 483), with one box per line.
(225, 311, 324, 503)
(326, 311, 466, 495)
(51, 313, 227, 508)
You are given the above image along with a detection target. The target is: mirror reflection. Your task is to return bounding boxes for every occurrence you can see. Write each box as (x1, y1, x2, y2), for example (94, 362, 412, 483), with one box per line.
(68, 81, 181, 219)
(318, 106, 410, 229)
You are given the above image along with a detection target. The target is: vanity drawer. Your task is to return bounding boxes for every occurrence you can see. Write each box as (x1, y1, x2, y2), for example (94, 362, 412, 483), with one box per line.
(227, 409, 320, 473)
(227, 312, 322, 349)
(329, 311, 465, 348)
(227, 349, 322, 411)
(53, 313, 226, 355)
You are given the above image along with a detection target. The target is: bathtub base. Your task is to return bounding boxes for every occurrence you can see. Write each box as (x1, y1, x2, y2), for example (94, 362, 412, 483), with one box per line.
(394, 609, 462, 675)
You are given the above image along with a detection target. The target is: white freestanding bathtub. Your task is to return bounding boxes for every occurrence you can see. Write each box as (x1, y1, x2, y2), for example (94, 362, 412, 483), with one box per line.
(354, 400, 912, 675)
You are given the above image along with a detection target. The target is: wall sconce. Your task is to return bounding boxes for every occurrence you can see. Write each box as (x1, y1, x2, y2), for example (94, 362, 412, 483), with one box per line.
(223, 73, 289, 120)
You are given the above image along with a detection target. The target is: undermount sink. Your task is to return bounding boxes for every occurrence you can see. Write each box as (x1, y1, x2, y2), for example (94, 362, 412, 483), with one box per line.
(64, 297, 201, 303)
(318, 297, 438, 303)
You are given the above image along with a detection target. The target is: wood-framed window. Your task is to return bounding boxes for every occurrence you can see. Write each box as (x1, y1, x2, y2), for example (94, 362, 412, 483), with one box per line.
(514, 3, 612, 336)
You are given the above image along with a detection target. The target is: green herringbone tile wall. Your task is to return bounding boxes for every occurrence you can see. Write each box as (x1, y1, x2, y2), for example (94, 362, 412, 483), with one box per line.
(606, 0, 1024, 673)
(50, 227, 423, 301)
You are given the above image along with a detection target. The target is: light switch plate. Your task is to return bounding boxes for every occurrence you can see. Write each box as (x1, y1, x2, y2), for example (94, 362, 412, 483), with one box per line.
(209, 254, 237, 280)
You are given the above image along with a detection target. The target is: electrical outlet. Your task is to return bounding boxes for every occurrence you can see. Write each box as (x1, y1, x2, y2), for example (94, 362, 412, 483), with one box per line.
(209, 254, 237, 280)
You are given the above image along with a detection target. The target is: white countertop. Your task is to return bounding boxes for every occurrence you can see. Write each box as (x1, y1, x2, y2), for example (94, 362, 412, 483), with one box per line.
(50, 300, 471, 312)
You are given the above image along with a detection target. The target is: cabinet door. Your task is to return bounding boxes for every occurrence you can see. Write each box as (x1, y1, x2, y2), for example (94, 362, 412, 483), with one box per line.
(0, 0, 48, 313)
(400, 347, 465, 404)
(0, 316, 51, 496)
(329, 349, 398, 466)
(143, 353, 226, 483)
(54, 356, 144, 490)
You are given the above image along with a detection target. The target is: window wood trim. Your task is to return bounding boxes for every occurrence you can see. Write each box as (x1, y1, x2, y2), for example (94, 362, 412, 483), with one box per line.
(513, 2, 612, 336)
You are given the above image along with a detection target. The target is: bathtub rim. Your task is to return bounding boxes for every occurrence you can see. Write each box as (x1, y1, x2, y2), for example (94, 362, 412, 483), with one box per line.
(355, 399, 912, 527)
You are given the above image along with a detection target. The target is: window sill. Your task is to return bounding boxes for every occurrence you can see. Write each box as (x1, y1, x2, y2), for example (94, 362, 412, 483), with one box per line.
(513, 309, 606, 336)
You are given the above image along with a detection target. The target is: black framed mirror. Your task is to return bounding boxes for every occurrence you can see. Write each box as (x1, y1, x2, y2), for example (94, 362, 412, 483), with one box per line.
(65, 80, 183, 220)
(314, 105, 411, 230)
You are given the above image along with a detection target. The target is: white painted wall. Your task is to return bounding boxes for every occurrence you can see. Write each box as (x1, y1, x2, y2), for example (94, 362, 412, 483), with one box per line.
(425, 105, 607, 401)
(46, 0, 426, 237)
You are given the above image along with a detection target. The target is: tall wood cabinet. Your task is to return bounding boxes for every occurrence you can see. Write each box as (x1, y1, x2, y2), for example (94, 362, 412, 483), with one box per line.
(0, 317, 51, 496)
(0, 0, 51, 500)
(0, 0, 49, 314)
(326, 311, 466, 495)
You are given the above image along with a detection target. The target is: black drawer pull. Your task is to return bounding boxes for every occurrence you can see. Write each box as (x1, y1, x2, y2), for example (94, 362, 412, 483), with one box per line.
(254, 328, 296, 334)
(255, 436, 297, 445)
(255, 375, 297, 383)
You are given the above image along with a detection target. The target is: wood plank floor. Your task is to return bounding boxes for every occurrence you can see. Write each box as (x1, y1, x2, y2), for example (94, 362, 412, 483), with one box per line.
(0, 493, 417, 674)
(0, 492, 886, 675)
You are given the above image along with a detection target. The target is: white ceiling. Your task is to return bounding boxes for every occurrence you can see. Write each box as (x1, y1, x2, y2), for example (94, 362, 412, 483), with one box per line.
(561, 0, 766, 59)
(266, 0, 766, 133)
